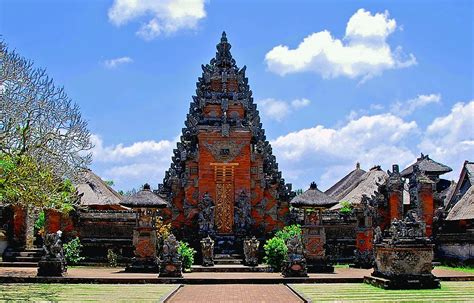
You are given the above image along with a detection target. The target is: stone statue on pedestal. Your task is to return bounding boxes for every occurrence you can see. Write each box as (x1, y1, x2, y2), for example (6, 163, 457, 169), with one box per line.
(243, 236, 259, 266)
(159, 234, 183, 277)
(37, 231, 67, 276)
(282, 235, 308, 277)
(200, 236, 214, 266)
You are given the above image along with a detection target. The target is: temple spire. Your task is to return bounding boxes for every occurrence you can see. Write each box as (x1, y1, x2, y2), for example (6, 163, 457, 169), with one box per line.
(214, 31, 235, 68)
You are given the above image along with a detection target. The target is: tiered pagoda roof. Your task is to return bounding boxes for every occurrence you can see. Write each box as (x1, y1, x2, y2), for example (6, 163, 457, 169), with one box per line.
(401, 154, 452, 177)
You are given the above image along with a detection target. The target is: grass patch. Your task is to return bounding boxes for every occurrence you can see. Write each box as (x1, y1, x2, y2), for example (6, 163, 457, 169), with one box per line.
(291, 282, 474, 302)
(333, 263, 350, 268)
(0, 284, 178, 302)
(436, 265, 474, 274)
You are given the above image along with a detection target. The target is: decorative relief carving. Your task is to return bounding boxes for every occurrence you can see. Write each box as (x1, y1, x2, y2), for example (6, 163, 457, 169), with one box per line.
(203, 140, 246, 162)
(215, 183, 234, 233)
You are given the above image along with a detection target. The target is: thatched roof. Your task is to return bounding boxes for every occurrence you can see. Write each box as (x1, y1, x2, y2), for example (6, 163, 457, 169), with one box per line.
(401, 154, 452, 177)
(446, 186, 474, 221)
(121, 184, 168, 208)
(331, 166, 388, 209)
(446, 160, 473, 211)
(76, 169, 126, 210)
(291, 182, 338, 208)
(325, 163, 366, 201)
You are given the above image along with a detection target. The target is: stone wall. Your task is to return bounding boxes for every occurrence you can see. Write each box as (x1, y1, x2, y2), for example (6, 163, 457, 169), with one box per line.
(436, 232, 474, 265)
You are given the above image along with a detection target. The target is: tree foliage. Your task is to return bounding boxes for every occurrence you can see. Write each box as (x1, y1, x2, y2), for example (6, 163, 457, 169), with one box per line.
(264, 224, 302, 271)
(0, 154, 78, 212)
(0, 40, 92, 181)
(178, 241, 196, 270)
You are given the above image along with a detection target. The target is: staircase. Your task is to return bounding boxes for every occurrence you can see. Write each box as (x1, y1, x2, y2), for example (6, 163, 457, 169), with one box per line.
(1, 248, 43, 267)
(214, 254, 243, 265)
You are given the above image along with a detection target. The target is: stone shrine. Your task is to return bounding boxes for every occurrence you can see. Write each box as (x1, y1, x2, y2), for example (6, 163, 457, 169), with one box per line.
(158, 32, 294, 255)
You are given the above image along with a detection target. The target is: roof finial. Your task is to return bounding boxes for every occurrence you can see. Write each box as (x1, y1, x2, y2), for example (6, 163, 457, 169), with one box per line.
(310, 182, 317, 190)
(356, 162, 360, 169)
(143, 183, 151, 190)
(221, 31, 227, 43)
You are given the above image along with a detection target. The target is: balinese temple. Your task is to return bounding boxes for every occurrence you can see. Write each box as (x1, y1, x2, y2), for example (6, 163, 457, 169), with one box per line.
(401, 154, 453, 181)
(158, 32, 294, 253)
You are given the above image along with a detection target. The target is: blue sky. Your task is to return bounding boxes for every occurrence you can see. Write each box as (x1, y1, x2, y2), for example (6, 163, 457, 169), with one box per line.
(1, 0, 473, 191)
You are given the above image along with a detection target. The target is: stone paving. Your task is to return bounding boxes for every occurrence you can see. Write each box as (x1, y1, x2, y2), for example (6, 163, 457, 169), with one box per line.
(167, 284, 303, 303)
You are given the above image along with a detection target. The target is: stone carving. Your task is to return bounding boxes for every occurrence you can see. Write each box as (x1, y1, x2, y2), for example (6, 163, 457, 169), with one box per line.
(243, 236, 259, 266)
(198, 193, 215, 236)
(202, 140, 246, 163)
(159, 234, 183, 277)
(37, 231, 67, 276)
(234, 190, 252, 234)
(282, 235, 308, 277)
(215, 183, 234, 234)
(200, 236, 214, 266)
(386, 210, 426, 245)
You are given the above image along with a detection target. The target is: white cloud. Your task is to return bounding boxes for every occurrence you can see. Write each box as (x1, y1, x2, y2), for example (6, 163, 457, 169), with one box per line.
(108, 0, 206, 40)
(257, 98, 311, 121)
(418, 101, 474, 179)
(391, 94, 441, 117)
(265, 8, 416, 81)
(291, 98, 311, 109)
(103, 56, 133, 69)
(90, 134, 176, 189)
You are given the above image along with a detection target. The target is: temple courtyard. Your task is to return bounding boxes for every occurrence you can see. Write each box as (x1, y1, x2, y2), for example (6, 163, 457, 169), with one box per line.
(0, 266, 473, 302)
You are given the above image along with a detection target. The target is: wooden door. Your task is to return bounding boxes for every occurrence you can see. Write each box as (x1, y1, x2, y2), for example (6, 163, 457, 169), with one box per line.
(212, 163, 238, 234)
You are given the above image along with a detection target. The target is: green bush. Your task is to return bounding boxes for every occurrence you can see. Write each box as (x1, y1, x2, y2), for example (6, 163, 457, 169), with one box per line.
(177, 241, 196, 271)
(63, 237, 85, 265)
(264, 224, 302, 271)
(339, 201, 353, 215)
(275, 224, 302, 242)
(34, 212, 45, 230)
(263, 237, 288, 271)
(107, 249, 118, 267)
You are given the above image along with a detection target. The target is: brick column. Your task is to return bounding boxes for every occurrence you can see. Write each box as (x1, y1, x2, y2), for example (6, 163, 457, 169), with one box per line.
(12, 206, 26, 247)
(387, 164, 404, 223)
(418, 178, 435, 237)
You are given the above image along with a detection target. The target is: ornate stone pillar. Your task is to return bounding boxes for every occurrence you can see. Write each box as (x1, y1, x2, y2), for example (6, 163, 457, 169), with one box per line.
(387, 164, 404, 222)
(25, 207, 36, 249)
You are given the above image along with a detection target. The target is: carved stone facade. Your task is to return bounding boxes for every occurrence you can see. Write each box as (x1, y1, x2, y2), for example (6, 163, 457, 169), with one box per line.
(158, 32, 294, 253)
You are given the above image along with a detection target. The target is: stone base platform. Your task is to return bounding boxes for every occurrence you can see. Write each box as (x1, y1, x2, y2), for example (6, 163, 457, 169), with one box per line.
(364, 274, 441, 290)
(191, 264, 271, 272)
(307, 263, 334, 273)
(0, 266, 472, 284)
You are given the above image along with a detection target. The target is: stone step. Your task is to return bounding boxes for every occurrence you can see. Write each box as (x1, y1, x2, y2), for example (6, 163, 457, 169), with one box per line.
(214, 259, 243, 265)
(9, 256, 42, 262)
(10, 251, 43, 257)
(0, 261, 38, 267)
(191, 264, 271, 272)
(214, 254, 243, 259)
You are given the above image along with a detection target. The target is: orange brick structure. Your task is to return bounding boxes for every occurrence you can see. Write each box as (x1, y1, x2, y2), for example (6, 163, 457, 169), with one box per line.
(158, 33, 294, 254)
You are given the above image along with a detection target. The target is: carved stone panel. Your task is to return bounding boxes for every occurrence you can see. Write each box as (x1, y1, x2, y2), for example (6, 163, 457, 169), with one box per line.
(215, 183, 234, 234)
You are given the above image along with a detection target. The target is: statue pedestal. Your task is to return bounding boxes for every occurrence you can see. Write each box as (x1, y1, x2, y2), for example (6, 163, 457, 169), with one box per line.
(282, 258, 308, 277)
(126, 227, 159, 273)
(159, 261, 183, 278)
(37, 259, 66, 276)
(366, 243, 440, 289)
(303, 226, 334, 273)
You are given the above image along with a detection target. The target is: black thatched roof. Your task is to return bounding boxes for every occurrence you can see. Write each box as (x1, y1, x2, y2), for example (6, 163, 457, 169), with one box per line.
(121, 184, 168, 208)
(291, 182, 338, 208)
(325, 163, 366, 200)
(401, 154, 452, 177)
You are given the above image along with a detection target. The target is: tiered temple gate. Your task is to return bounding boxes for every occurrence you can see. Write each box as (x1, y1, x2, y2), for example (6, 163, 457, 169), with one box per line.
(158, 32, 294, 255)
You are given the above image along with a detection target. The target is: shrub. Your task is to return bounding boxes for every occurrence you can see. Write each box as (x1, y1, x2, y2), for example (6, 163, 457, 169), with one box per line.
(107, 249, 118, 267)
(264, 224, 302, 271)
(63, 237, 84, 265)
(263, 237, 288, 271)
(339, 201, 353, 215)
(178, 241, 196, 271)
(275, 224, 302, 242)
